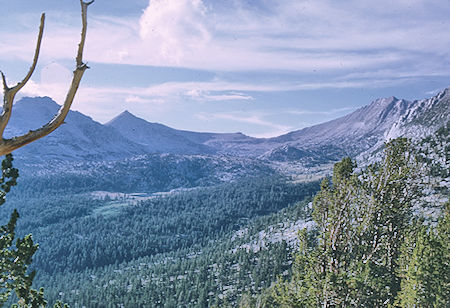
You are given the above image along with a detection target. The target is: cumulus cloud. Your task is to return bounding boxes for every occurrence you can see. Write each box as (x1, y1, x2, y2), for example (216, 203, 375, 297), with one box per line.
(3, 0, 449, 75)
(139, 0, 210, 63)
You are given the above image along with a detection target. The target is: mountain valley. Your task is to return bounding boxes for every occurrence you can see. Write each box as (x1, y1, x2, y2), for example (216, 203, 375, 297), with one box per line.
(0, 88, 448, 307)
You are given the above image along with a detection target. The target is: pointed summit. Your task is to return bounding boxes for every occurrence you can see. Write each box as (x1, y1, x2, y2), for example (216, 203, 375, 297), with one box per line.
(119, 110, 134, 117)
(115, 109, 137, 119)
(105, 110, 215, 154)
(105, 110, 144, 127)
(369, 96, 399, 108)
(436, 86, 450, 99)
(4, 96, 146, 160)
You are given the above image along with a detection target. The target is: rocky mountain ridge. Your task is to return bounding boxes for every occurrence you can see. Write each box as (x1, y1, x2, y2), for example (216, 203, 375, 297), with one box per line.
(6, 87, 449, 169)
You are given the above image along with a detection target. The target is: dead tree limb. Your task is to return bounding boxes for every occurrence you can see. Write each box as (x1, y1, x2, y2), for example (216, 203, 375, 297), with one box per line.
(0, 14, 45, 138)
(0, 0, 94, 156)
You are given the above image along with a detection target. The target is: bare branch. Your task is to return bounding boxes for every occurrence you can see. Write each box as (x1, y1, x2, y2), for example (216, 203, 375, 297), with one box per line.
(0, 13, 45, 138)
(13, 13, 45, 93)
(0, 3, 92, 156)
(0, 71, 8, 91)
(77, 0, 94, 66)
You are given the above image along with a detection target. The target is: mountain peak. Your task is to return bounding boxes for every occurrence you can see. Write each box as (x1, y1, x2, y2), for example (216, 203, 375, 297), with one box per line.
(372, 96, 399, 105)
(15, 96, 60, 109)
(121, 110, 133, 116)
(437, 86, 450, 99)
(3, 85, 448, 164)
(118, 110, 137, 118)
(106, 110, 143, 126)
(7, 96, 61, 124)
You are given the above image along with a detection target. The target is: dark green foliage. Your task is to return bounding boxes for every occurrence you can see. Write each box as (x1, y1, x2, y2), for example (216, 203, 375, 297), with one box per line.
(0, 154, 70, 308)
(0, 209, 46, 307)
(0, 154, 19, 206)
(396, 202, 450, 307)
(1, 171, 319, 306)
(3, 124, 446, 307)
(270, 138, 445, 307)
(0, 155, 47, 307)
(34, 199, 313, 307)
(2, 177, 318, 274)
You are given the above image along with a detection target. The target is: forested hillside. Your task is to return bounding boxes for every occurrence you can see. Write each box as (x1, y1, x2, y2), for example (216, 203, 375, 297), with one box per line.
(1, 174, 320, 307)
(35, 199, 314, 307)
(248, 133, 449, 307)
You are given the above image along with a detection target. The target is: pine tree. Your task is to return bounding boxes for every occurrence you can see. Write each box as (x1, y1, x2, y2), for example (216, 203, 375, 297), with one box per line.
(0, 154, 47, 307)
(350, 138, 422, 306)
(396, 202, 450, 307)
(272, 138, 424, 307)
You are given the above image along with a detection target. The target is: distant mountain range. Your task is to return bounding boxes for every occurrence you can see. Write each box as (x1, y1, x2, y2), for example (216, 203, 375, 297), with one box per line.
(4, 97, 145, 161)
(6, 87, 449, 170)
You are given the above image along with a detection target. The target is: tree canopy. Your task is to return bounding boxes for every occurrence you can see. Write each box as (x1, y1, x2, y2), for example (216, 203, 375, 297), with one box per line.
(270, 138, 449, 307)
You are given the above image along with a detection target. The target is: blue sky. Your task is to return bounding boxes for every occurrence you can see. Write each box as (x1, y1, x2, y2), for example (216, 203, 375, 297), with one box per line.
(1, 0, 449, 137)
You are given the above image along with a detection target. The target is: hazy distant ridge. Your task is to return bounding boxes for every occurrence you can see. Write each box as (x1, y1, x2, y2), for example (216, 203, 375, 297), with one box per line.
(6, 87, 449, 164)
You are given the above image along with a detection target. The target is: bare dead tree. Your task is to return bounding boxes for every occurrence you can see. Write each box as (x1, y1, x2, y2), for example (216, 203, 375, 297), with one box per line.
(0, 0, 94, 156)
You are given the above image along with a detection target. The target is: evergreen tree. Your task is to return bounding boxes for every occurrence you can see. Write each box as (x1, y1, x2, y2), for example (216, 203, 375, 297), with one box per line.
(362, 139, 421, 305)
(272, 138, 424, 307)
(0, 155, 70, 307)
(0, 154, 46, 307)
(396, 202, 450, 307)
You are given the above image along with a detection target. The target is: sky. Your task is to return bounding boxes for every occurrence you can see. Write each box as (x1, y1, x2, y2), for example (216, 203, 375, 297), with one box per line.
(0, 0, 449, 138)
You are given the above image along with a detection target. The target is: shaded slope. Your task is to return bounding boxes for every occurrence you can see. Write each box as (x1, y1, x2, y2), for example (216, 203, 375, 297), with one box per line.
(4, 97, 146, 162)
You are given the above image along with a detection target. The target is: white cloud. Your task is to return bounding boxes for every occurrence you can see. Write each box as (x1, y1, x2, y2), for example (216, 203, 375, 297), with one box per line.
(16, 68, 418, 123)
(3, 0, 449, 76)
(134, 77, 414, 97)
(286, 107, 356, 117)
(125, 95, 161, 104)
(185, 89, 253, 101)
(20, 79, 69, 106)
(196, 111, 293, 138)
(139, 0, 210, 64)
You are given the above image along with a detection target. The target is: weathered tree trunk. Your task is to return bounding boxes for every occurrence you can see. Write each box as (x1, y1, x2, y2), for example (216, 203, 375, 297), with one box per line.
(0, 0, 94, 156)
